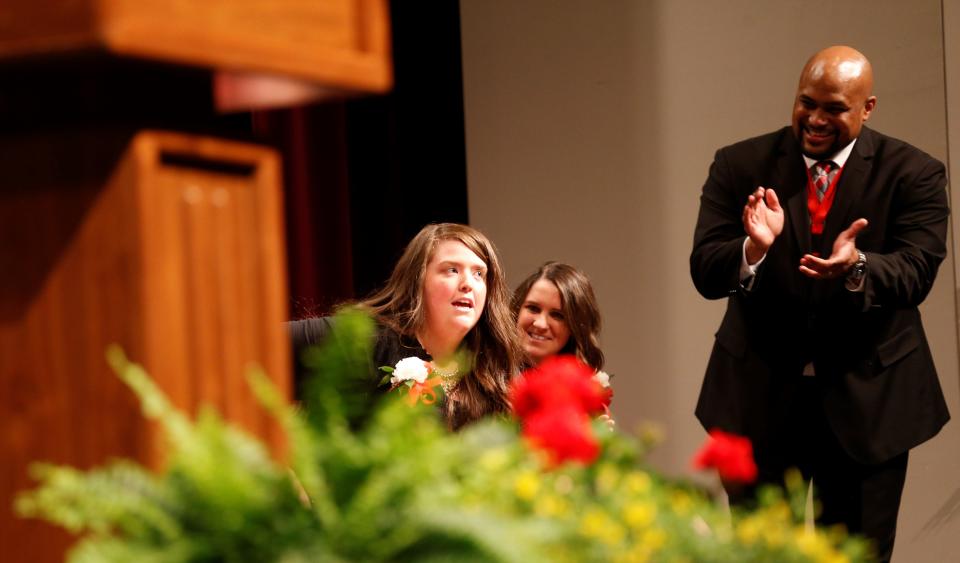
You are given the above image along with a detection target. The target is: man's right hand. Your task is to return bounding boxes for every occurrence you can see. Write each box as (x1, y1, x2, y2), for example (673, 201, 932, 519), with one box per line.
(742, 186, 783, 265)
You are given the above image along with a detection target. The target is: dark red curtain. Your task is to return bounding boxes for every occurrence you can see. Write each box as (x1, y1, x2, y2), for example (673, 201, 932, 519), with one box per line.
(252, 105, 356, 318)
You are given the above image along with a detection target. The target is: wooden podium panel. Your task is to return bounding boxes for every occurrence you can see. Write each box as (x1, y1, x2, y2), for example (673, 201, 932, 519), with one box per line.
(0, 130, 291, 562)
(0, 0, 392, 93)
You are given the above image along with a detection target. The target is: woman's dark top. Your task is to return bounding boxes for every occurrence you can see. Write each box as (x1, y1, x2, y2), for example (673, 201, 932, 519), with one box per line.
(289, 316, 504, 430)
(289, 316, 452, 427)
(289, 316, 428, 395)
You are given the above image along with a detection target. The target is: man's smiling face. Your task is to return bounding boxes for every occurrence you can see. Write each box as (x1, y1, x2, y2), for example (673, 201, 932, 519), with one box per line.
(791, 56, 876, 158)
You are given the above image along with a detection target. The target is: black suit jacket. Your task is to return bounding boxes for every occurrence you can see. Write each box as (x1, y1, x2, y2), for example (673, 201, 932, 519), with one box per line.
(690, 126, 950, 464)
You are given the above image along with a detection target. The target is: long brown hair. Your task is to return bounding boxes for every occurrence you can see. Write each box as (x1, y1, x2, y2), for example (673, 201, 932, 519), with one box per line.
(511, 262, 604, 371)
(359, 223, 522, 428)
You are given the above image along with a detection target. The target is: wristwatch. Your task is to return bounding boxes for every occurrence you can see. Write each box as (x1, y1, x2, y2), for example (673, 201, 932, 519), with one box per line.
(845, 250, 867, 290)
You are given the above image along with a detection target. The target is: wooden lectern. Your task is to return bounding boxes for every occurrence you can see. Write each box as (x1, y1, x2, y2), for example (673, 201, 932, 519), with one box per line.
(0, 1, 392, 561)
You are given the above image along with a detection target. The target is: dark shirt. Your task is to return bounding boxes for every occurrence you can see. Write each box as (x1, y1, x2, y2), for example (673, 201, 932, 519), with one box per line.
(290, 316, 427, 385)
(289, 316, 510, 431)
(289, 316, 451, 426)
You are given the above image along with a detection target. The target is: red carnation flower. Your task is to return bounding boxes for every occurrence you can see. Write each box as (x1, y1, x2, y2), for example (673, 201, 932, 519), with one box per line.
(511, 356, 609, 417)
(522, 405, 599, 466)
(692, 429, 758, 483)
(510, 356, 610, 466)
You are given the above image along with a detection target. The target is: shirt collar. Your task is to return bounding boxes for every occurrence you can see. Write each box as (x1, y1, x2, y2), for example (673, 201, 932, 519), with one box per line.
(802, 137, 857, 169)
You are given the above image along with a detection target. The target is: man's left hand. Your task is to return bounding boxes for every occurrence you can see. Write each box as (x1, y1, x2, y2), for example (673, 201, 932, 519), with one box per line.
(799, 218, 869, 279)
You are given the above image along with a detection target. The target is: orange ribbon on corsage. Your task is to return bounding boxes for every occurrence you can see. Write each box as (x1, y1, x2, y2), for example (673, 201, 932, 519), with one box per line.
(406, 376, 445, 405)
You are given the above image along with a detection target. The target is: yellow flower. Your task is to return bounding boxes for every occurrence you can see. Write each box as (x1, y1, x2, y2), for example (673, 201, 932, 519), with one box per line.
(761, 524, 785, 548)
(596, 463, 620, 494)
(669, 490, 693, 515)
(615, 546, 651, 563)
(795, 529, 822, 552)
(794, 528, 846, 563)
(623, 471, 652, 495)
(580, 508, 626, 545)
(622, 501, 657, 529)
(735, 516, 761, 545)
(514, 471, 540, 501)
(766, 501, 792, 523)
(639, 527, 667, 551)
(580, 508, 605, 533)
(736, 516, 767, 545)
(534, 494, 569, 517)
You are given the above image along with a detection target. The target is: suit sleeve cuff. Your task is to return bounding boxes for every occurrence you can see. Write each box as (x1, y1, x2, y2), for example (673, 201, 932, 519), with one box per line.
(740, 238, 765, 290)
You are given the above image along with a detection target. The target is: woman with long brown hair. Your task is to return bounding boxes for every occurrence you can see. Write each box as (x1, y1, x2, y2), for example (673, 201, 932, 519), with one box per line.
(511, 262, 612, 427)
(511, 261, 604, 372)
(290, 223, 522, 430)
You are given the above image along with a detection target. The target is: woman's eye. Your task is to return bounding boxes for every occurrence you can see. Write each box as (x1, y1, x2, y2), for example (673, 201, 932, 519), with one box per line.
(525, 305, 540, 314)
(550, 312, 565, 321)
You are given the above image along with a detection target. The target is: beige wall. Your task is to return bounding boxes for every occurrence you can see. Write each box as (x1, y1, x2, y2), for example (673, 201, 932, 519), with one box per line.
(461, 1, 960, 560)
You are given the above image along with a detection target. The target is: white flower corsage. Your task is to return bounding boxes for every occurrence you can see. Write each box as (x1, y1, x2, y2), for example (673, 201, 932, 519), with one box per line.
(389, 356, 430, 385)
(593, 370, 611, 388)
(379, 357, 444, 405)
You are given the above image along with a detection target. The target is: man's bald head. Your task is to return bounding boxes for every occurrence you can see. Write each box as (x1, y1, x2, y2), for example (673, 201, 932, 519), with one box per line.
(801, 46, 874, 99)
(792, 46, 877, 158)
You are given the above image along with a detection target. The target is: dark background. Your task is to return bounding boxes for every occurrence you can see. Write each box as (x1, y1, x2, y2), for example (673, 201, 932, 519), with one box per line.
(255, 0, 470, 318)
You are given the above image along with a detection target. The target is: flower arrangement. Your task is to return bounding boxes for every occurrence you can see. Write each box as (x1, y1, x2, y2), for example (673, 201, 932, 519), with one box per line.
(16, 310, 874, 562)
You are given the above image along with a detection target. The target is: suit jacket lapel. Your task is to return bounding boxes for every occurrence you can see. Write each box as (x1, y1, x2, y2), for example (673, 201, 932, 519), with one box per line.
(820, 128, 875, 252)
(778, 132, 812, 254)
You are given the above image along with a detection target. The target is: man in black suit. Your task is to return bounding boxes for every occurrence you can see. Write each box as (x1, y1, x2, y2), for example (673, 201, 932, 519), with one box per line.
(690, 46, 950, 561)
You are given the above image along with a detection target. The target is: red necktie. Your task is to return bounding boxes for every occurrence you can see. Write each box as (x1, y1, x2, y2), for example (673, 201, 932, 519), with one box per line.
(811, 161, 837, 202)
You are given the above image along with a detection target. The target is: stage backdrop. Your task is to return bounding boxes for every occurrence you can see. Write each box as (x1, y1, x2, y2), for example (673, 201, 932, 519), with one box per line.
(461, 1, 960, 561)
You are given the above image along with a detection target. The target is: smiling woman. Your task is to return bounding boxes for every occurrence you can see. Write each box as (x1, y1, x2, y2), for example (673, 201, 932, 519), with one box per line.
(289, 223, 523, 430)
(511, 262, 604, 372)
